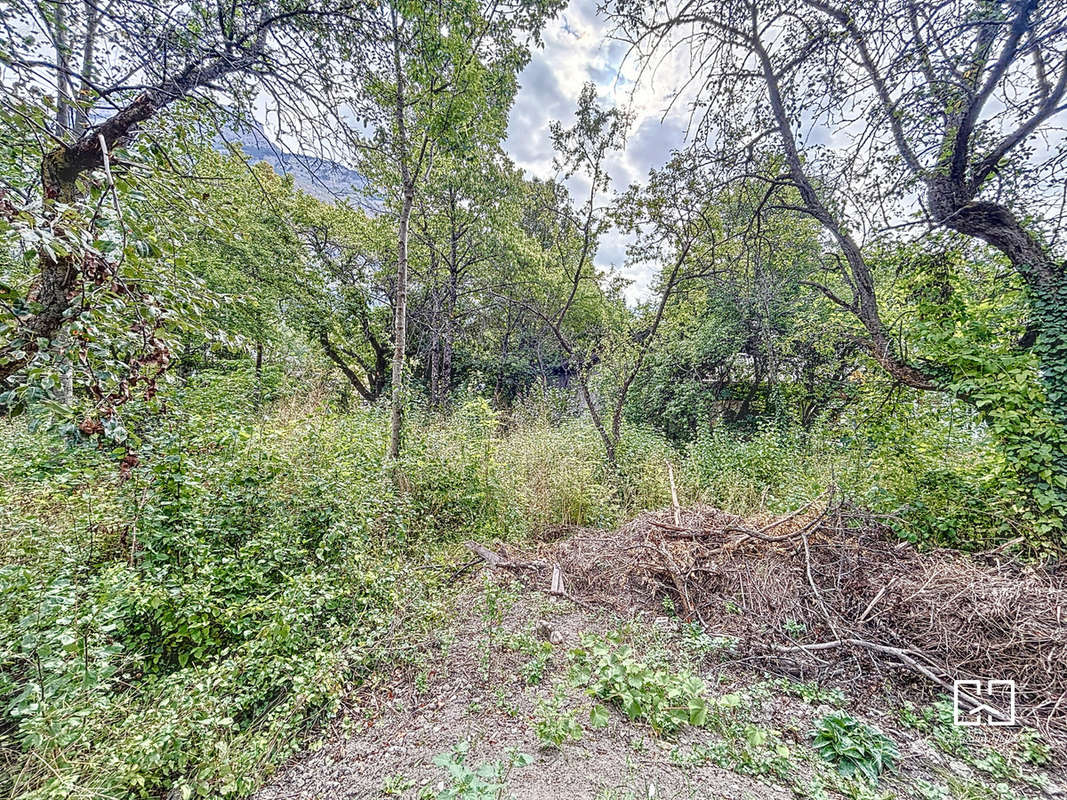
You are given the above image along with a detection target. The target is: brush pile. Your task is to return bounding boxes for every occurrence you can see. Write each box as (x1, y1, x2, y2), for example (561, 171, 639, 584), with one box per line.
(469, 495, 1067, 740)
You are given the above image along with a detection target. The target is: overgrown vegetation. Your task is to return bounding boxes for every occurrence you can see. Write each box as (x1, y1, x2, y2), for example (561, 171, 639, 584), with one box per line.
(2, 0, 1066, 795)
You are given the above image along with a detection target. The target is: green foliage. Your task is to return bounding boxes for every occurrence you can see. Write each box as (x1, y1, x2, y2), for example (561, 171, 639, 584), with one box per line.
(810, 714, 898, 783)
(400, 401, 515, 542)
(0, 115, 224, 422)
(771, 678, 846, 707)
(496, 415, 619, 528)
(533, 689, 583, 748)
(430, 741, 533, 800)
(382, 774, 415, 795)
(887, 245, 1067, 549)
(571, 635, 709, 735)
(1016, 730, 1050, 767)
(0, 380, 533, 798)
(669, 691, 795, 782)
(520, 643, 553, 686)
(615, 425, 679, 510)
(683, 406, 1022, 551)
(686, 423, 831, 513)
(898, 701, 1051, 789)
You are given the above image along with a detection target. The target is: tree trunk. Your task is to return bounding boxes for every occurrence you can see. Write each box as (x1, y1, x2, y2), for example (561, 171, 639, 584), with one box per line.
(440, 254, 458, 409)
(926, 185, 1067, 533)
(318, 330, 376, 401)
(428, 268, 441, 407)
(1, 43, 267, 387)
(929, 190, 1067, 429)
(576, 371, 617, 469)
(52, 0, 72, 134)
(56, 328, 74, 406)
(73, 0, 99, 137)
(254, 341, 264, 409)
(387, 187, 413, 460)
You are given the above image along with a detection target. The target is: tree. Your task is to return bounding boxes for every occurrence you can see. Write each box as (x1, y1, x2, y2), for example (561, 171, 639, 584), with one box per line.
(514, 84, 629, 464)
(624, 171, 858, 439)
(297, 195, 394, 403)
(524, 90, 728, 467)
(0, 0, 362, 390)
(344, 0, 560, 460)
(176, 152, 310, 382)
(610, 0, 1067, 534)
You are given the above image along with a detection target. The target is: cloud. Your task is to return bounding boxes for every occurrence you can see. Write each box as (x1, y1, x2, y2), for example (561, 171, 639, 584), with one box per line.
(620, 115, 686, 180)
(505, 0, 699, 302)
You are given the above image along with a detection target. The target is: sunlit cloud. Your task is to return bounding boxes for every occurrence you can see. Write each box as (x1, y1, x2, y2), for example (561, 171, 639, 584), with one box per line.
(505, 0, 697, 303)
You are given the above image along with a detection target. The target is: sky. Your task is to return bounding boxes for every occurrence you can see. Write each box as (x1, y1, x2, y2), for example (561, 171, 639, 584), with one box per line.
(502, 0, 691, 303)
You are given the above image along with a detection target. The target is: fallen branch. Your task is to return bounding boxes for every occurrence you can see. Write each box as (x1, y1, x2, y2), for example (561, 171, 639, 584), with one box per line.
(463, 542, 536, 571)
(767, 639, 1012, 722)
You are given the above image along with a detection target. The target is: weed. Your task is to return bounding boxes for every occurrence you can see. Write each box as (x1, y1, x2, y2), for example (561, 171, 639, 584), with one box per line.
(476, 575, 515, 683)
(533, 689, 583, 748)
(431, 741, 533, 800)
(678, 621, 740, 659)
(898, 700, 1048, 788)
(1016, 729, 1050, 766)
(942, 775, 1018, 800)
(520, 641, 553, 686)
(571, 634, 708, 735)
(415, 667, 431, 695)
(382, 773, 415, 795)
(493, 686, 520, 717)
(898, 699, 969, 755)
(810, 713, 898, 783)
(783, 618, 807, 637)
(675, 727, 794, 782)
(772, 677, 846, 706)
(914, 779, 951, 800)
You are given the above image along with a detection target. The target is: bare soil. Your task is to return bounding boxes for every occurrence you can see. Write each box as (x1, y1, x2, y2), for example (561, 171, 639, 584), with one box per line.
(255, 566, 1064, 800)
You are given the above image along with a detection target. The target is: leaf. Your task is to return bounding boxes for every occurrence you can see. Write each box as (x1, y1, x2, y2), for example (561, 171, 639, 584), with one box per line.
(589, 704, 610, 728)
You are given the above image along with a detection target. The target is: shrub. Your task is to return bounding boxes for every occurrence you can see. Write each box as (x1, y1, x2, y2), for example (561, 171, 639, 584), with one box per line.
(0, 387, 491, 798)
(683, 406, 1026, 551)
(685, 423, 833, 514)
(615, 425, 681, 511)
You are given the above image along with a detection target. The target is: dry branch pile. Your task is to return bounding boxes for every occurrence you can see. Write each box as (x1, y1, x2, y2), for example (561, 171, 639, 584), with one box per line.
(469, 497, 1067, 740)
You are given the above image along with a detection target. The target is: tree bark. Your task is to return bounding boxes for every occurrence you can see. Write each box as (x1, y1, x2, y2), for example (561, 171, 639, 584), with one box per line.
(254, 340, 264, 409)
(319, 331, 376, 402)
(440, 240, 458, 409)
(928, 184, 1067, 429)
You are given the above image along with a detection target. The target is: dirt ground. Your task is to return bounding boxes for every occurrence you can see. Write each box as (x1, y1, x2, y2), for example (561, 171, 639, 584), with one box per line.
(254, 572, 1064, 800)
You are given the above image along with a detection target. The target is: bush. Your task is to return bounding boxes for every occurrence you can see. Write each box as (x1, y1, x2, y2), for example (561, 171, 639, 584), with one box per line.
(683, 402, 1026, 551)
(686, 423, 833, 514)
(616, 425, 681, 511)
(0, 384, 506, 798)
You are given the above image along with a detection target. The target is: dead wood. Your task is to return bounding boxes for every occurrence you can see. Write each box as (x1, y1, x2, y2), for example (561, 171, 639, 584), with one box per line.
(490, 500, 1067, 745)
